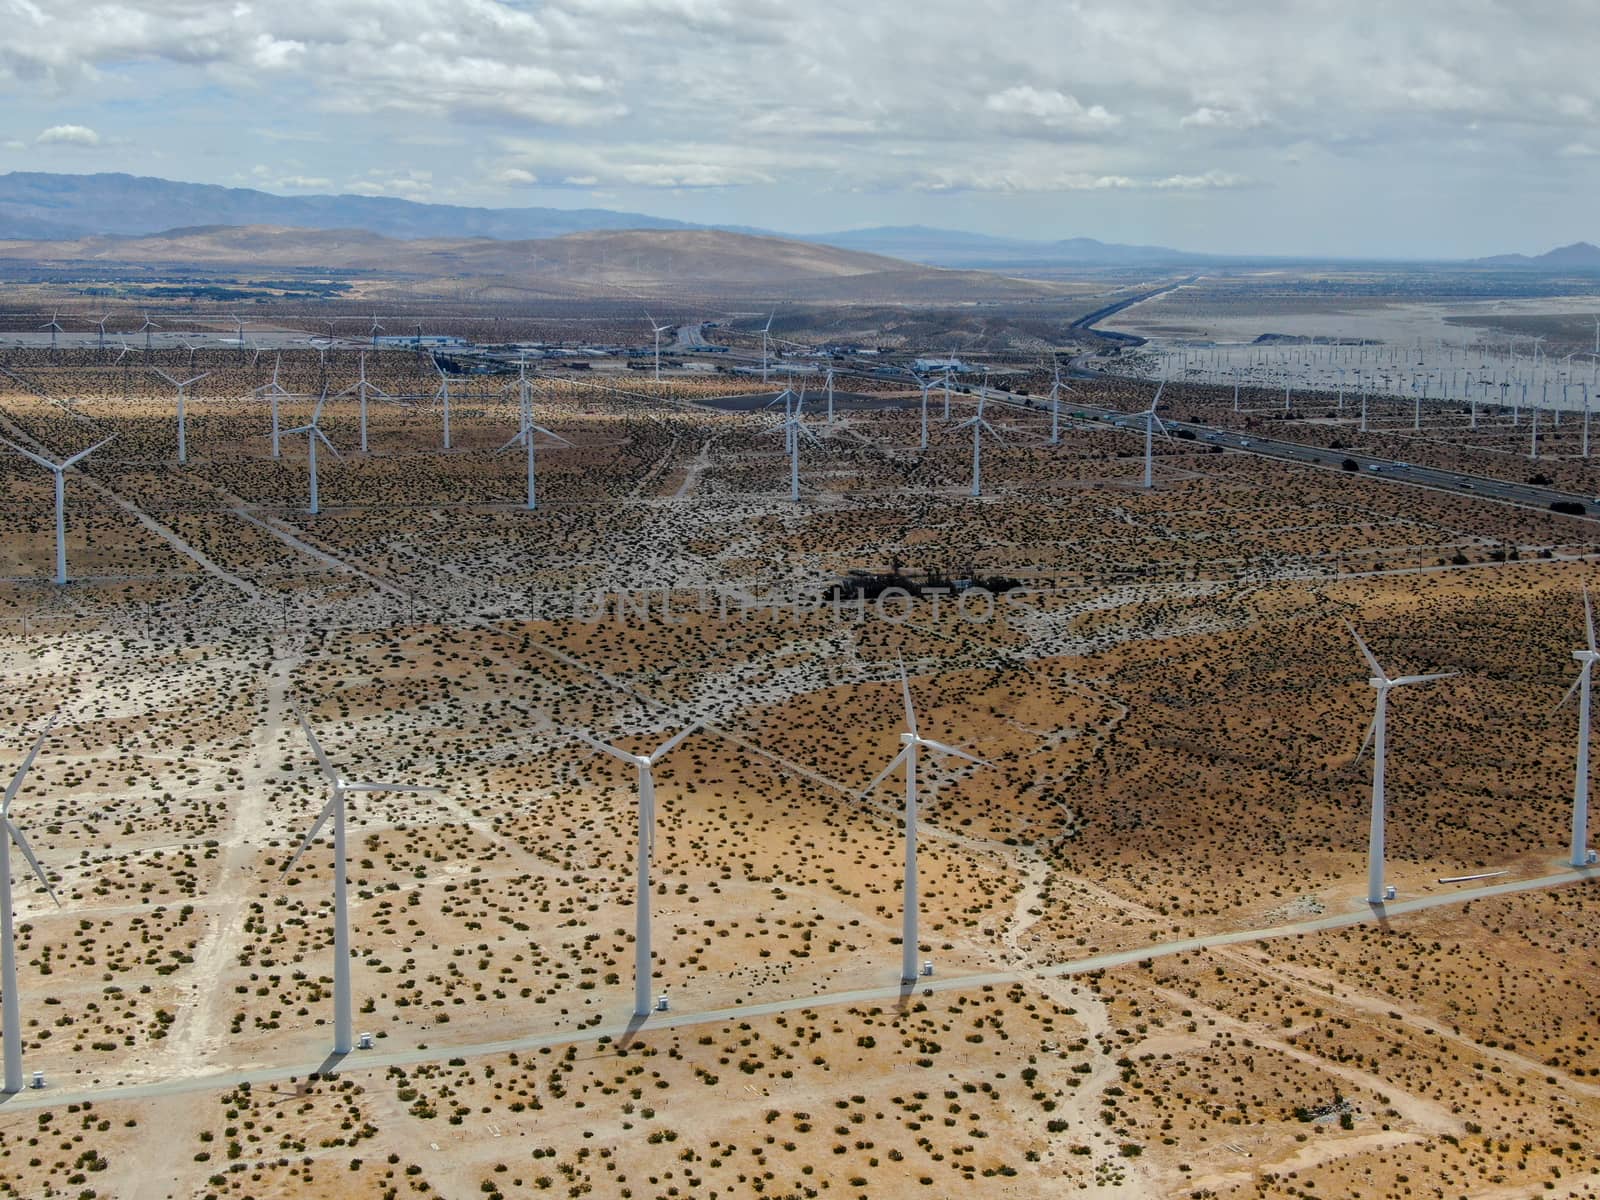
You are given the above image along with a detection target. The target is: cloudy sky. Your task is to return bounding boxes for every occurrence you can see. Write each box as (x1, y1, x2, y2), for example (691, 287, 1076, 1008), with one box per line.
(0, 0, 1594, 256)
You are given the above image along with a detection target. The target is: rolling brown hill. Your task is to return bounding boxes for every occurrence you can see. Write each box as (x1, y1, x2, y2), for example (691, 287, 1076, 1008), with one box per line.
(0, 224, 1069, 303)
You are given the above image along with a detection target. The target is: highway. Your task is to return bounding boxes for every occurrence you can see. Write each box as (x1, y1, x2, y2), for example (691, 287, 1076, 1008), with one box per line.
(963, 382, 1600, 517)
(0, 864, 1590, 1113)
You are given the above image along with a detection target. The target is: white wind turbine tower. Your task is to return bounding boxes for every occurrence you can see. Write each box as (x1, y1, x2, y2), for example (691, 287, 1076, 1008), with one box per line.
(1046, 361, 1072, 446)
(1349, 624, 1455, 904)
(577, 724, 699, 1016)
(284, 392, 339, 515)
(1555, 588, 1600, 868)
(858, 660, 985, 983)
(0, 435, 116, 585)
(231, 314, 247, 358)
(252, 354, 291, 459)
(152, 369, 209, 465)
(645, 313, 671, 382)
(760, 312, 775, 384)
(283, 710, 439, 1055)
(499, 364, 570, 510)
(1135, 381, 1172, 489)
(906, 371, 932, 449)
(765, 395, 820, 501)
(39, 313, 62, 351)
(824, 366, 836, 425)
(957, 394, 1005, 497)
(336, 352, 390, 453)
(430, 356, 454, 450)
(1, 716, 61, 1093)
(92, 314, 110, 355)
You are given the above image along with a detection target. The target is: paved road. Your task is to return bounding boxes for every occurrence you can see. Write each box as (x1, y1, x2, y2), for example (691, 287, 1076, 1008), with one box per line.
(674, 322, 711, 350)
(964, 383, 1600, 517)
(2, 865, 1589, 1113)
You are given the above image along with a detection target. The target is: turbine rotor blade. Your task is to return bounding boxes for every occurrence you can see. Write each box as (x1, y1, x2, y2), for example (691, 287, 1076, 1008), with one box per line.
(575, 730, 642, 769)
(648, 723, 699, 765)
(857, 746, 910, 802)
(283, 796, 337, 874)
(1553, 669, 1587, 715)
(342, 781, 442, 794)
(1392, 671, 1457, 686)
(7, 818, 60, 907)
(1347, 623, 1386, 680)
(916, 737, 985, 766)
(530, 424, 572, 446)
(4, 716, 58, 816)
(898, 657, 918, 738)
(1353, 708, 1377, 763)
(61, 434, 116, 469)
(297, 711, 339, 782)
(1587, 586, 1596, 654)
(314, 429, 342, 461)
(0, 436, 58, 472)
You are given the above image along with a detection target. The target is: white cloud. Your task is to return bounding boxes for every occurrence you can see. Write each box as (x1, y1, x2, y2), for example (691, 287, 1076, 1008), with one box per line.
(35, 123, 101, 146)
(491, 167, 539, 185)
(914, 166, 1253, 194)
(983, 86, 1119, 133)
(1, 0, 1599, 252)
(1180, 106, 1265, 130)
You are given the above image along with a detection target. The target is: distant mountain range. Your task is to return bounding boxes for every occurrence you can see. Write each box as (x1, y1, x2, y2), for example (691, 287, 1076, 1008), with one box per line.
(0, 172, 1200, 269)
(2, 172, 1597, 272)
(0, 223, 1065, 303)
(798, 225, 1202, 267)
(0, 171, 707, 242)
(1471, 241, 1600, 269)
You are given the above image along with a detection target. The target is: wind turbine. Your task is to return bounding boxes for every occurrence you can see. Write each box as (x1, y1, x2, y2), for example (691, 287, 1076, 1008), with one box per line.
(1046, 361, 1072, 446)
(284, 392, 339, 515)
(906, 371, 933, 450)
(1, 717, 61, 1093)
(764, 384, 797, 450)
(39, 313, 62, 351)
(231, 314, 247, 357)
(645, 313, 671, 382)
(498, 365, 569, 510)
(1135, 382, 1172, 489)
(253, 355, 291, 459)
(576, 724, 699, 1016)
(824, 366, 836, 425)
(335, 352, 390, 453)
(1349, 625, 1454, 904)
(152, 369, 209, 465)
(0, 435, 116, 585)
(858, 660, 985, 983)
(368, 315, 385, 346)
(1556, 588, 1600, 868)
(283, 710, 440, 1054)
(138, 312, 159, 353)
(92, 314, 110, 355)
(957, 395, 1005, 498)
(760, 312, 775, 384)
(431, 356, 454, 450)
(765, 396, 820, 501)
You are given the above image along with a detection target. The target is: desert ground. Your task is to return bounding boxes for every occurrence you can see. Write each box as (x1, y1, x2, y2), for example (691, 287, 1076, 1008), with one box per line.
(1, 337, 1598, 1200)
